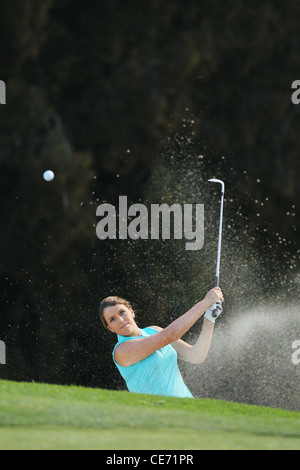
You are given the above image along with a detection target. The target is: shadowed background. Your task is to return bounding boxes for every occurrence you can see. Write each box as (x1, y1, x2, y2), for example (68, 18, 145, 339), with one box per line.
(0, 0, 299, 410)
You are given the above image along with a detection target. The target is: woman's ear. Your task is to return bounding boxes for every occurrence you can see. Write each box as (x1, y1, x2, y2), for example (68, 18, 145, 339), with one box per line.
(106, 324, 114, 333)
(103, 312, 114, 333)
(130, 308, 135, 319)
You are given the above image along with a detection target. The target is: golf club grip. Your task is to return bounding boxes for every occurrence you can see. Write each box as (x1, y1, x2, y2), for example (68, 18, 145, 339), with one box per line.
(212, 277, 220, 317)
(212, 306, 218, 318)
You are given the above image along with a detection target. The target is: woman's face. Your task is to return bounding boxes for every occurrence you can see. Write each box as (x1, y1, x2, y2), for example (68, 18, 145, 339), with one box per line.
(103, 303, 139, 336)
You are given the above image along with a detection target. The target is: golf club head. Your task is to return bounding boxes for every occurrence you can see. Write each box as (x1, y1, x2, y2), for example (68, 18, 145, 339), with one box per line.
(208, 179, 225, 193)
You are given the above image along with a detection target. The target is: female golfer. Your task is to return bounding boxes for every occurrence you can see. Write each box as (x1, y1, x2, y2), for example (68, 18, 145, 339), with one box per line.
(99, 287, 224, 398)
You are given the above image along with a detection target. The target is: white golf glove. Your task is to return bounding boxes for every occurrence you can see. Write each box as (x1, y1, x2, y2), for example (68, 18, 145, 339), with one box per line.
(204, 300, 223, 323)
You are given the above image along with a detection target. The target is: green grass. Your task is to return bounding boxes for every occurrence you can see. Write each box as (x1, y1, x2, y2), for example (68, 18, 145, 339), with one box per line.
(0, 379, 299, 450)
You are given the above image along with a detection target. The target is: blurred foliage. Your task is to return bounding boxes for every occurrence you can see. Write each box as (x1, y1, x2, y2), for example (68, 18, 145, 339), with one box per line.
(0, 0, 299, 391)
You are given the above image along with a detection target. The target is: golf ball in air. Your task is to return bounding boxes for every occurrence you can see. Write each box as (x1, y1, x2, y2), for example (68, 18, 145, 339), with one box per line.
(43, 170, 55, 182)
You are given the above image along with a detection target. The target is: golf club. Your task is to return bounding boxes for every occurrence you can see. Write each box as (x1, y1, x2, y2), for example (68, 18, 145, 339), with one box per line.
(208, 178, 225, 317)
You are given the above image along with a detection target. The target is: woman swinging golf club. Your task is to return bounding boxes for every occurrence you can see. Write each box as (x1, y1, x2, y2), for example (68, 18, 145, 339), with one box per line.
(99, 287, 224, 398)
(99, 178, 225, 398)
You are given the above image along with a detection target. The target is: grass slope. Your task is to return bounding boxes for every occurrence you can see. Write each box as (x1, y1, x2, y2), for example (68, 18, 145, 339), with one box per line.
(0, 379, 299, 450)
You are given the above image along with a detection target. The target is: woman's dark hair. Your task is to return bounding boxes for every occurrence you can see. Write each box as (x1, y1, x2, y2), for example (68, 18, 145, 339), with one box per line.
(98, 296, 132, 330)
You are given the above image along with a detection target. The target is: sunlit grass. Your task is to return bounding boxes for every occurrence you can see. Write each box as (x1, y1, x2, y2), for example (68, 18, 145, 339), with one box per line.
(0, 380, 299, 450)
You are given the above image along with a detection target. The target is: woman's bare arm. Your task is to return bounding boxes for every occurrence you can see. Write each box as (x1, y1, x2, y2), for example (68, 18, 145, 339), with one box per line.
(171, 318, 215, 364)
(114, 288, 223, 367)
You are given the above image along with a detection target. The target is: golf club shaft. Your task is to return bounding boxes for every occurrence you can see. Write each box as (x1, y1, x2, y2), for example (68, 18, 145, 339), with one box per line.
(214, 185, 225, 287)
(208, 179, 225, 318)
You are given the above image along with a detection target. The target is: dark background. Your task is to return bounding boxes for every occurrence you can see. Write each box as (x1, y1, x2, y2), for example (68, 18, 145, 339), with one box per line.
(0, 0, 299, 402)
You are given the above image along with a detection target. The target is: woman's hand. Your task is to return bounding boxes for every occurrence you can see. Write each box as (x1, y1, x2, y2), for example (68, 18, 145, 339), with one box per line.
(203, 287, 224, 309)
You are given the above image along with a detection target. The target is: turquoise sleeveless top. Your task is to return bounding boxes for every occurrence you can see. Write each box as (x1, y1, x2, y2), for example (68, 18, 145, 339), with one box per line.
(113, 327, 193, 398)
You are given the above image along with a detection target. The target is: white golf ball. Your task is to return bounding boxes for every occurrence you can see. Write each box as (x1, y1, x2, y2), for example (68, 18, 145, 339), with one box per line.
(43, 170, 55, 182)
